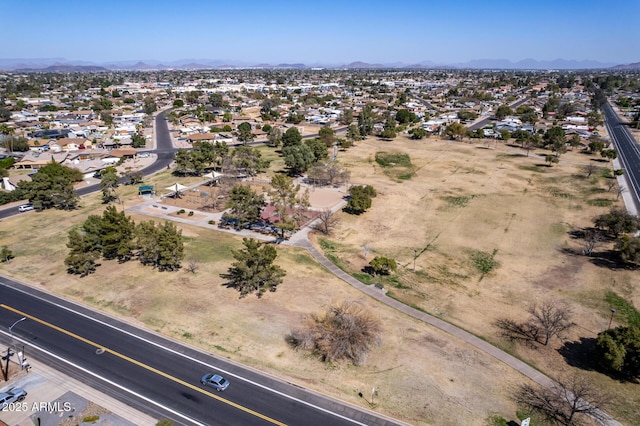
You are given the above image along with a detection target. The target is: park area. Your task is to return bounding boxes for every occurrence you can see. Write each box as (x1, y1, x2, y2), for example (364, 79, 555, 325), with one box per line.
(1, 135, 639, 424)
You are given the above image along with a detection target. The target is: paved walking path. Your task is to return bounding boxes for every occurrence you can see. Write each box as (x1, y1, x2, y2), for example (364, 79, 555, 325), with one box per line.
(290, 223, 622, 426)
(127, 181, 623, 425)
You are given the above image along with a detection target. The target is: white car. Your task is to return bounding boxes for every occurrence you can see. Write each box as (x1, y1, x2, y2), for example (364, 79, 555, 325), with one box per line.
(0, 387, 27, 410)
(18, 204, 34, 212)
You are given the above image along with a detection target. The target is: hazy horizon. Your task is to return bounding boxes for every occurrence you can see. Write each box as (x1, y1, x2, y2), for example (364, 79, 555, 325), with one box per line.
(3, 0, 639, 65)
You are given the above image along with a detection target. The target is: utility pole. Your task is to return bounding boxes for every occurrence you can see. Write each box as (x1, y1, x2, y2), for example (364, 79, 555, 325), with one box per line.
(2, 347, 14, 381)
(413, 249, 418, 272)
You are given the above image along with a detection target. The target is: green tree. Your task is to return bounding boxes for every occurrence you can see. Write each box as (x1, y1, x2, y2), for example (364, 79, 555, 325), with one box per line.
(283, 144, 316, 175)
(208, 93, 224, 108)
(615, 235, 640, 264)
(601, 149, 618, 161)
(457, 110, 477, 122)
(229, 146, 269, 176)
(174, 148, 206, 176)
(318, 126, 336, 147)
(135, 220, 184, 271)
(0, 246, 14, 263)
(568, 134, 582, 150)
(589, 140, 605, 153)
(172, 99, 184, 108)
(269, 174, 309, 239)
(100, 111, 113, 126)
(346, 185, 374, 214)
(267, 127, 282, 147)
(0, 136, 30, 152)
(358, 104, 375, 137)
(237, 122, 254, 144)
(100, 167, 119, 204)
(595, 326, 640, 378)
(223, 238, 286, 298)
(131, 133, 146, 148)
(185, 91, 201, 104)
(346, 124, 361, 145)
(142, 96, 158, 115)
(499, 129, 511, 141)
(545, 154, 559, 166)
(495, 105, 513, 120)
(410, 127, 428, 140)
(154, 221, 185, 271)
(369, 256, 397, 276)
(286, 112, 305, 124)
(395, 109, 417, 124)
(64, 229, 100, 277)
(595, 208, 640, 238)
(304, 138, 328, 162)
(20, 161, 81, 210)
(544, 126, 566, 149)
(99, 206, 136, 261)
(226, 184, 266, 228)
(222, 112, 232, 122)
(339, 108, 354, 125)
(444, 122, 467, 140)
(381, 117, 397, 139)
(282, 127, 302, 147)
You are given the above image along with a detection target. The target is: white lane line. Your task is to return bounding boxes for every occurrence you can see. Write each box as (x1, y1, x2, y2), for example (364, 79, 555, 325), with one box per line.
(0, 280, 370, 426)
(2, 332, 205, 426)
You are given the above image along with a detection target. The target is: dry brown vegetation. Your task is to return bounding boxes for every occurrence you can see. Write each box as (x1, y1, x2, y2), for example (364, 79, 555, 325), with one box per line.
(286, 300, 382, 365)
(1, 133, 639, 424)
(320, 134, 640, 423)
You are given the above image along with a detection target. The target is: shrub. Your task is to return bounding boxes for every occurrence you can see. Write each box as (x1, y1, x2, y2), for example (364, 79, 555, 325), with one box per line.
(287, 301, 382, 365)
(188, 211, 194, 216)
(177, 209, 185, 215)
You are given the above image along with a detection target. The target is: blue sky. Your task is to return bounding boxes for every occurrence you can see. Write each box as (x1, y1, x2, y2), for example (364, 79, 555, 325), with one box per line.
(2, 0, 638, 64)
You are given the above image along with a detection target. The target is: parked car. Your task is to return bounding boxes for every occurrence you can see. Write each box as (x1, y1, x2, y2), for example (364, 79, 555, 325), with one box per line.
(200, 373, 229, 391)
(18, 203, 34, 212)
(0, 387, 27, 409)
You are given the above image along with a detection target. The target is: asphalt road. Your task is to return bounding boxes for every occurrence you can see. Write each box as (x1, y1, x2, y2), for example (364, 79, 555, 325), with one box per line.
(0, 111, 175, 220)
(0, 277, 396, 426)
(603, 102, 640, 212)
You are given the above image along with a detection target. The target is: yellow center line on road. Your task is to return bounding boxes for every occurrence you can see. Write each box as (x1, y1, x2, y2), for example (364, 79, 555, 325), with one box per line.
(1, 304, 286, 426)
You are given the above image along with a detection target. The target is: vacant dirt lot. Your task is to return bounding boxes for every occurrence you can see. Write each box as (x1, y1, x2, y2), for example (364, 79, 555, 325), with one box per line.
(2, 132, 639, 424)
(322, 134, 640, 423)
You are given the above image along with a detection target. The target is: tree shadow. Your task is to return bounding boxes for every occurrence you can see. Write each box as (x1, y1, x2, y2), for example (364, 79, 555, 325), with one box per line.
(558, 337, 597, 371)
(588, 249, 639, 270)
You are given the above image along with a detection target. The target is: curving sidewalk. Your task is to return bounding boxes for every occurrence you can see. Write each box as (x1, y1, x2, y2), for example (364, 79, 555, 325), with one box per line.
(126, 178, 622, 425)
(289, 229, 622, 426)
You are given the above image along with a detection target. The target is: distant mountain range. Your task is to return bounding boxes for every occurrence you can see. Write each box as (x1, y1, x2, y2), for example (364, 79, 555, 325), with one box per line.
(0, 57, 634, 72)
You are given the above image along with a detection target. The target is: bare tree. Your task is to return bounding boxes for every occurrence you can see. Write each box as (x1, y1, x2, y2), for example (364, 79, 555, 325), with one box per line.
(582, 230, 603, 256)
(361, 244, 371, 260)
(313, 209, 338, 235)
(607, 179, 618, 192)
(286, 301, 382, 365)
(528, 301, 574, 346)
(186, 259, 198, 274)
(583, 163, 597, 178)
(496, 300, 574, 346)
(514, 375, 611, 425)
(615, 186, 626, 201)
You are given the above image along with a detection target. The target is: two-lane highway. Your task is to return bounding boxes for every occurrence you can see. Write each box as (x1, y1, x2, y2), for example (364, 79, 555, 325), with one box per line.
(603, 102, 640, 212)
(0, 277, 396, 425)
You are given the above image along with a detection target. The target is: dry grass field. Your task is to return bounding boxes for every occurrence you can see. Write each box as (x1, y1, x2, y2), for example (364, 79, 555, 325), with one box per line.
(321, 134, 640, 423)
(1, 134, 639, 424)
